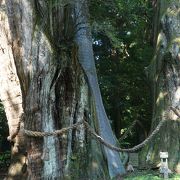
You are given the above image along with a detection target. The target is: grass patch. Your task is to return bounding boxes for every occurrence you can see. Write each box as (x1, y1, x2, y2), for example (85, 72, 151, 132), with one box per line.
(124, 170, 180, 180)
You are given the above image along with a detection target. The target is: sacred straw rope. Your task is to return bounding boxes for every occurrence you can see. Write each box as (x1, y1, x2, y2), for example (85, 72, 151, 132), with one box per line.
(24, 121, 83, 137)
(23, 118, 167, 152)
(8, 107, 179, 152)
(83, 119, 166, 152)
(118, 120, 137, 141)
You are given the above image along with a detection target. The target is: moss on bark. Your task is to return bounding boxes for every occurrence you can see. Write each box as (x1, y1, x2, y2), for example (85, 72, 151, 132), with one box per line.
(140, 0, 180, 173)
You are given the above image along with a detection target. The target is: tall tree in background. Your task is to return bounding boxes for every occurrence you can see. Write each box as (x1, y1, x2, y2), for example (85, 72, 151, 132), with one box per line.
(0, 0, 125, 179)
(90, 0, 153, 143)
(141, 0, 180, 173)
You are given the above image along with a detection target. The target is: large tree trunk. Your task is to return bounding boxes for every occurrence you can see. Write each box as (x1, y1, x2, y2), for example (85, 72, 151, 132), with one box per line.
(140, 0, 180, 173)
(0, 0, 124, 179)
(0, 1, 26, 178)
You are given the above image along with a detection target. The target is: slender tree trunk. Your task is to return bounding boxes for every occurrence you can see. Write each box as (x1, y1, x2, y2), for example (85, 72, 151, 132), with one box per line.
(0, 0, 124, 179)
(140, 0, 180, 173)
(74, 0, 125, 178)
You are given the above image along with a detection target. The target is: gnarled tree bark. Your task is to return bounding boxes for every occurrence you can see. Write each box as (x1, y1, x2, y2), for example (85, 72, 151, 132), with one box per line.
(0, 1, 26, 178)
(140, 0, 180, 173)
(0, 0, 125, 179)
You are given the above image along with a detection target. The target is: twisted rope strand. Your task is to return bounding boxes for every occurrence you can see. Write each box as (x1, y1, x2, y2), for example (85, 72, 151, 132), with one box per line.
(118, 120, 137, 141)
(23, 118, 166, 152)
(83, 119, 166, 152)
(8, 107, 176, 152)
(7, 113, 24, 141)
(24, 121, 83, 137)
(170, 106, 180, 118)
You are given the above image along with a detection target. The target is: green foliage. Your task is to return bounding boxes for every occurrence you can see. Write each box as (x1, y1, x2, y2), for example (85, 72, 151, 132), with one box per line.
(0, 102, 10, 170)
(90, 0, 154, 144)
(0, 102, 8, 145)
(0, 151, 11, 169)
(124, 170, 180, 180)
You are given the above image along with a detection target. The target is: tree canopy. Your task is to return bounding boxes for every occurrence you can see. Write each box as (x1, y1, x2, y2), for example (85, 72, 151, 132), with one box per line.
(90, 0, 154, 143)
(0, 0, 180, 179)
